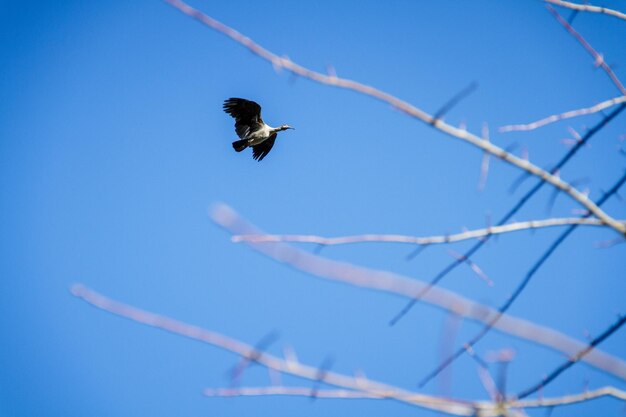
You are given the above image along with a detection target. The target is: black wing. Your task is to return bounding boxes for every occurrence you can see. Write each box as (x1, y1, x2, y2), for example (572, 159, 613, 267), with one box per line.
(252, 133, 277, 161)
(223, 98, 264, 139)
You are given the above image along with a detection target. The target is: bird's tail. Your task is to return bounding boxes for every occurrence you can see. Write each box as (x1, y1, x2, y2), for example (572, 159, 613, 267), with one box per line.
(232, 139, 248, 152)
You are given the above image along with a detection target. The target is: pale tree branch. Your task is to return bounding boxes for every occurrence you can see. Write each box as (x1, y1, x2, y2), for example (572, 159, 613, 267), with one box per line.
(77, 283, 622, 416)
(70, 284, 489, 416)
(513, 385, 626, 408)
(211, 203, 626, 381)
(499, 96, 626, 133)
(165, 0, 626, 236)
(419, 171, 626, 387)
(545, 0, 626, 22)
(547, 4, 626, 95)
(204, 385, 626, 409)
(232, 217, 620, 247)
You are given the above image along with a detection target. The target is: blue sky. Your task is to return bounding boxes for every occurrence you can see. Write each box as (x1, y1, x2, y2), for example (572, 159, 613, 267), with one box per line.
(1, 1, 625, 416)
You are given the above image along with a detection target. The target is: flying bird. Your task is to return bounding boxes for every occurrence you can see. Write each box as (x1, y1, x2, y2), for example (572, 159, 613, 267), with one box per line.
(223, 98, 294, 161)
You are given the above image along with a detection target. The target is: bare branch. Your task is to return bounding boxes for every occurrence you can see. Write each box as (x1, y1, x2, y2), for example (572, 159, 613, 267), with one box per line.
(545, 0, 626, 22)
(513, 386, 626, 408)
(204, 385, 626, 410)
(499, 95, 626, 133)
(419, 171, 626, 387)
(165, 0, 626, 236)
(70, 284, 483, 416)
(204, 386, 382, 399)
(211, 203, 626, 380)
(232, 217, 616, 247)
(311, 356, 334, 399)
(547, 5, 626, 95)
(71, 282, 626, 415)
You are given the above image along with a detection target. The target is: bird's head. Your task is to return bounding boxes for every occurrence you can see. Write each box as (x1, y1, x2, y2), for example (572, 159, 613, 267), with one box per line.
(278, 124, 294, 131)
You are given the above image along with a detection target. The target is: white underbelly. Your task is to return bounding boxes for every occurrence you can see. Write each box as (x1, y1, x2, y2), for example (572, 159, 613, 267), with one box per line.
(247, 126, 271, 145)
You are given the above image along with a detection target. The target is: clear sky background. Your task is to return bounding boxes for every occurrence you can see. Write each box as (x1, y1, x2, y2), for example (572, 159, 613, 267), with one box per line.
(1, 1, 625, 416)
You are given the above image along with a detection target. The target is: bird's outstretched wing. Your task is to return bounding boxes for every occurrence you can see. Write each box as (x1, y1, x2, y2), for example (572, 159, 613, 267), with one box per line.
(252, 133, 276, 161)
(223, 98, 264, 139)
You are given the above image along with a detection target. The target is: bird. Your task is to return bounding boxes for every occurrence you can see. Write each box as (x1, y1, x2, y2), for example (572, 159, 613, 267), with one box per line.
(223, 98, 294, 161)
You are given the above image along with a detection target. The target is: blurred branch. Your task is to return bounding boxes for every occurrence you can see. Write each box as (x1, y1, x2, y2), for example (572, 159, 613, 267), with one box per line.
(433, 81, 478, 120)
(211, 203, 626, 381)
(545, 0, 626, 22)
(73, 285, 624, 414)
(499, 95, 626, 133)
(419, 171, 626, 387)
(70, 284, 484, 416)
(547, 4, 626, 95)
(230, 330, 279, 383)
(165, 0, 626, 236)
(232, 217, 618, 247)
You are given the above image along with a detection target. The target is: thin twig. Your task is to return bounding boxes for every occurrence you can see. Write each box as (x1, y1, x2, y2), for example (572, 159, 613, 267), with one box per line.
(499, 95, 626, 132)
(477, 367, 501, 404)
(212, 203, 626, 380)
(513, 385, 626, 407)
(545, 0, 626, 22)
(230, 330, 279, 383)
(164, 0, 626, 236)
(448, 249, 494, 287)
(232, 217, 616, 247)
(433, 82, 478, 121)
(204, 386, 381, 399)
(418, 171, 626, 388)
(203, 385, 626, 410)
(311, 356, 334, 399)
(547, 4, 626, 95)
(517, 315, 626, 399)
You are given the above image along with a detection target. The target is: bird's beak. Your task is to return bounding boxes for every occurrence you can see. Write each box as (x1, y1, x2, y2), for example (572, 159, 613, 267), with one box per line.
(289, 127, 295, 130)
